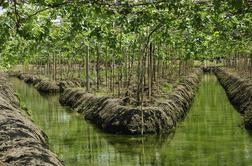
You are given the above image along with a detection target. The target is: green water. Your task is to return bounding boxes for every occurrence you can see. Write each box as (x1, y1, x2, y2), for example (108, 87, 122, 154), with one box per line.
(9, 75, 252, 166)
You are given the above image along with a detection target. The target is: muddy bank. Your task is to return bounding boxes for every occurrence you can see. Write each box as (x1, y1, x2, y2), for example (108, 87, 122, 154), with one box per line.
(202, 66, 215, 73)
(11, 72, 83, 93)
(35, 79, 83, 93)
(59, 70, 201, 135)
(214, 68, 252, 129)
(16, 73, 60, 93)
(0, 73, 63, 165)
(58, 79, 84, 92)
(24, 75, 42, 85)
(35, 80, 60, 93)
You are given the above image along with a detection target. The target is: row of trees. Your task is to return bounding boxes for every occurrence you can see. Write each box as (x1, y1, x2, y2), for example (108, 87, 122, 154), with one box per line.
(0, 0, 252, 99)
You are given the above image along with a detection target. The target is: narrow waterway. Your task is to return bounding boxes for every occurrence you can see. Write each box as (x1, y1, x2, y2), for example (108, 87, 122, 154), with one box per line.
(9, 75, 252, 166)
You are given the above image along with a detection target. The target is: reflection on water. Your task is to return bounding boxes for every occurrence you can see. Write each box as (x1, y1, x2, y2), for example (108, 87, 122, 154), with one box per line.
(9, 75, 252, 166)
(9, 78, 171, 166)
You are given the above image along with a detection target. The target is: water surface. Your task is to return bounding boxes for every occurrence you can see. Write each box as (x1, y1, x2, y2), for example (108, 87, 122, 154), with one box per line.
(9, 75, 252, 166)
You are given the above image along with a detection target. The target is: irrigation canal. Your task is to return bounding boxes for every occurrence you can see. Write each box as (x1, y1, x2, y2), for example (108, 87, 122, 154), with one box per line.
(9, 74, 252, 166)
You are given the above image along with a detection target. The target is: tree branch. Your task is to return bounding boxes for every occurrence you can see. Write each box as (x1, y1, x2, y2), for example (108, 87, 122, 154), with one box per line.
(105, 0, 168, 7)
(144, 21, 165, 51)
(13, 0, 21, 31)
(23, 1, 75, 21)
(24, 0, 169, 20)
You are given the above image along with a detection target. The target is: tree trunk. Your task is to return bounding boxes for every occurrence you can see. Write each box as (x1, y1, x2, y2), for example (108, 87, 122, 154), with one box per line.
(105, 47, 108, 89)
(148, 43, 153, 99)
(96, 45, 100, 91)
(86, 46, 90, 92)
(53, 53, 57, 81)
(112, 51, 115, 96)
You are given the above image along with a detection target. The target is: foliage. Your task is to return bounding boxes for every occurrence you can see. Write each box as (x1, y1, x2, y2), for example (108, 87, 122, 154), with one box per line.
(0, 0, 252, 67)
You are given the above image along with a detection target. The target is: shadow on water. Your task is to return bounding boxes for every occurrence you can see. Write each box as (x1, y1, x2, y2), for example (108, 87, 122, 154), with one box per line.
(8, 75, 252, 166)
